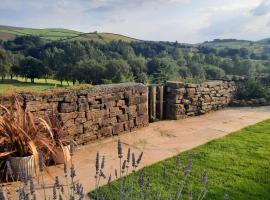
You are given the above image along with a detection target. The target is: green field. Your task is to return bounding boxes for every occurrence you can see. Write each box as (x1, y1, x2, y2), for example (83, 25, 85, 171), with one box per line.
(0, 25, 137, 42)
(0, 78, 69, 94)
(91, 120, 270, 200)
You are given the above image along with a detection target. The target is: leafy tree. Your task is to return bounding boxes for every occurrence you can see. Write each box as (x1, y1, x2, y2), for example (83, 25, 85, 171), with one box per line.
(189, 63, 206, 80)
(74, 59, 105, 84)
(205, 53, 220, 66)
(232, 58, 253, 76)
(10, 53, 24, 80)
(147, 57, 179, 83)
(41, 47, 65, 71)
(220, 59, 234, 74)
(203, 65, 225, 79)
(127, 56, 147, 83)
(178, 66, 191, 78)
(1, 35, 270, 85)
(55, 64, 72, 86)
(172, 48, 184, 60)
(0, 49, 12, 81)
(105, 59, 133, 83)
(239, 48, 250, 58)
(19, 57, 46, 83)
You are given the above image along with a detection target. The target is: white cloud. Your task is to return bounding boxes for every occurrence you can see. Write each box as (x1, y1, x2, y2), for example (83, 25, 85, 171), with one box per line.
(0, 0, 269, 43)
(251, 0, 270, 16)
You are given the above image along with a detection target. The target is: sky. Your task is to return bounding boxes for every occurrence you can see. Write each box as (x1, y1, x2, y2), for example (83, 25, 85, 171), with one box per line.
(0, 0, 269, 43)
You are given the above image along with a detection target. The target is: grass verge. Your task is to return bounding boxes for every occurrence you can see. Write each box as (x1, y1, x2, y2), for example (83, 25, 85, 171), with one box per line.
(90, 120, 270, 200)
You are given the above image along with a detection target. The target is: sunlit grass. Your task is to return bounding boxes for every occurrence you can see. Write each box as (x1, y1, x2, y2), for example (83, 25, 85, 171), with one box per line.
(0, 78, 70, 94)
(91, 120, 270, 200)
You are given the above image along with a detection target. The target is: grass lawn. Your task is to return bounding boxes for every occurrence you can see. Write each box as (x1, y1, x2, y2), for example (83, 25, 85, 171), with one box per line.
(0, 78, 70, 94)
(90, 120, 270, 200)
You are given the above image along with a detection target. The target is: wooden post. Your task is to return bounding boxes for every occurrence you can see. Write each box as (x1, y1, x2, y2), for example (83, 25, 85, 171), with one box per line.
(152, 86, 157, 121)
(149, 85, 157, 122)
(159, 85, 164, 120)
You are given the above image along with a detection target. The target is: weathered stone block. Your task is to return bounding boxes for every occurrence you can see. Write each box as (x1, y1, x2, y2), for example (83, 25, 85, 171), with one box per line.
(75, 118, 87, 124)
(59, 112, 78, 123)
(65, 124, 83, 135)
(60, 102, 78, 113)
(104, 101, 116, 109)
(116, 100, 125, 107)
(113, 123, 124, 134)
(117, 114, 128, 123)
(64, 96, 77, 103)
(100, 126, 113, 136)
(186, 88, 196, 95)
(127, 96, 147, 105)
(78, 102, 89, 112)
(26, 101, 57, 112)
(166, 81, 185, 89)
(137, 103, 148, 115)
(63, 119, 75, 129)
(109, 107, 122, 117)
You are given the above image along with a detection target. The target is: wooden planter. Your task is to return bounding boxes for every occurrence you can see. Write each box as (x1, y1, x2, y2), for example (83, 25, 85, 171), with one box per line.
(52, 145, 71, 164)
(8, 155, 36, 179)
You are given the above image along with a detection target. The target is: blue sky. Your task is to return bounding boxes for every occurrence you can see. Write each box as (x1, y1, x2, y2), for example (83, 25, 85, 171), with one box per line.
(0, 0, 269, 43)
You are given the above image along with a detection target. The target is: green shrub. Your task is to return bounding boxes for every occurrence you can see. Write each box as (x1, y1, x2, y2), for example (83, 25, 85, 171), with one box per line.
(236, 78, 269, 100)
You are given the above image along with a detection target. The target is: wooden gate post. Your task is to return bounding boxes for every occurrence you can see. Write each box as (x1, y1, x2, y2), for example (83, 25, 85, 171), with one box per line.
(149, 85, 157, 122)
(159, 85, 164, 120)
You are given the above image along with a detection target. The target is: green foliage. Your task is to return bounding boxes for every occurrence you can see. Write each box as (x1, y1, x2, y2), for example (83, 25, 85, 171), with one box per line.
(0, 35, 270, 86)
(178, 66, 191, 78)
(203, 64, 225, 79)
(128, 56, 148, 83)
(18, 56, 47, 83)
(0, 48, 12, 79)
(105, 59, 133, 83)
(76, 59, 105, 84)
(147, 57, 179, 83)
(236, 78, 269, 100)
(201, 38, 270, 61)
(189, 63, 206, 80)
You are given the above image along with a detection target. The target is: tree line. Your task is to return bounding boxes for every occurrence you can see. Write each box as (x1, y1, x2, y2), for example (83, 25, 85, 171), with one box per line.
(0, 36, 269, 85)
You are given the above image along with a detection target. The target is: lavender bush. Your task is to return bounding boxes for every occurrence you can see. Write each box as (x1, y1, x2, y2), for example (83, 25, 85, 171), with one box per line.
(89, 140, 213, 200)
(0, 139, 229, 200)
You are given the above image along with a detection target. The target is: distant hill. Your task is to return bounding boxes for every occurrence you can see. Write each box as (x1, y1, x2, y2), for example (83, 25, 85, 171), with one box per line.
(200, 38, 270, 59)
(258, 38, 270, 44)
(201, 39, 255, 48)
(0, 25, 137, 42)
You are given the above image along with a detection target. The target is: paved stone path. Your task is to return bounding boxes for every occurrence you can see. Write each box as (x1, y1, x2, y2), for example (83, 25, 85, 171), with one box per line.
(4, 106, 270, 199)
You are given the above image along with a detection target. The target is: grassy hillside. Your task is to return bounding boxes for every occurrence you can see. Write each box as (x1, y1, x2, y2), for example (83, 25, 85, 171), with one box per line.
(0, 25, 137, 42)
(201, 39, 270, 57)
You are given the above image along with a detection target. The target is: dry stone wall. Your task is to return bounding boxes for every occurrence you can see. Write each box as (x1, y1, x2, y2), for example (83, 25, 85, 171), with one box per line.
(164, 81, 236, 120)
(1, 78, 266, 146)
(0, 83, 148, 145)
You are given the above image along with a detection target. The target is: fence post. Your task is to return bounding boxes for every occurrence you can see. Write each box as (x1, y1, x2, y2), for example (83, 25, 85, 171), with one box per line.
(149, 85, 157, 122)
(159, 85, 164, 120)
